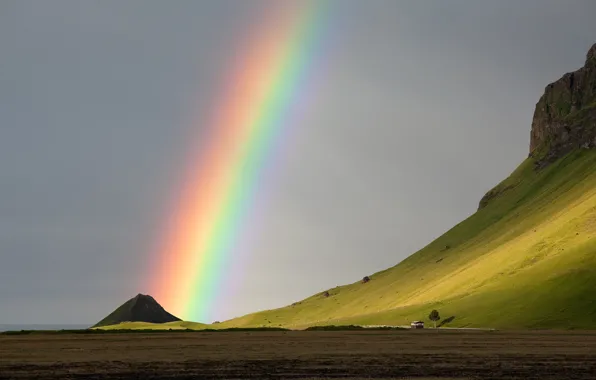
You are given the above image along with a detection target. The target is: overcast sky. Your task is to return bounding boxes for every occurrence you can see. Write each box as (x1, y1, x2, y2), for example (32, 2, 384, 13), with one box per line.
(1, 0, 595, 325)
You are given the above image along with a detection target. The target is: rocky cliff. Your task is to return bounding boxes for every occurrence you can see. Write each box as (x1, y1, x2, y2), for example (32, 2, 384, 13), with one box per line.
(529, 43, 596, 168)
(479, 43, 596, 210)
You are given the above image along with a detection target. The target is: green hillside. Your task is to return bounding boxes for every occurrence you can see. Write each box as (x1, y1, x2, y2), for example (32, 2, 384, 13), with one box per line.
(221, 149, 596, 329)
(99, 44, 596, 331)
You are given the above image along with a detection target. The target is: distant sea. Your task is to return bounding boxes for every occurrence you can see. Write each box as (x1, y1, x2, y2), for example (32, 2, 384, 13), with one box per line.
(0, 324, 90, 332)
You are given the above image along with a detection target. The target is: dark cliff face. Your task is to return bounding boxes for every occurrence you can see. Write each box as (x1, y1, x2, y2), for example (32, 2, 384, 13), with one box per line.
(529, 43, 596, 168)
(478, 43, 596, 210)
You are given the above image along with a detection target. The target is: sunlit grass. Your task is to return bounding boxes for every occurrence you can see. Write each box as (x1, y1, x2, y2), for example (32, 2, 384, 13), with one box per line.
(219, 150, 596, 329)
(97, 321, 208, 330)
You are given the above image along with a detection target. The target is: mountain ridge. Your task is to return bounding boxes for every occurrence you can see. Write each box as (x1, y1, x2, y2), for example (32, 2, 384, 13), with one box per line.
(218, 42, 596, 330)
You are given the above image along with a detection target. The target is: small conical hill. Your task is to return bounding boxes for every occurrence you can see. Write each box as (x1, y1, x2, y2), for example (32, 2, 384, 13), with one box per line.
(93, 294, 180, 328)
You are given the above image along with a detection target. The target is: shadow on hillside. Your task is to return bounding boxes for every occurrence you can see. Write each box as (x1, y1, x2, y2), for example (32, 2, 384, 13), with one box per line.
(438, 316, 456, 327)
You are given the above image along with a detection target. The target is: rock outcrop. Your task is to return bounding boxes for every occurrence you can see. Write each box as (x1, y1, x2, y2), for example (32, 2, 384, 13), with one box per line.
(529, 43, 596, 168)
(93, 294, 181, 327)
(479, 43, 596, 210)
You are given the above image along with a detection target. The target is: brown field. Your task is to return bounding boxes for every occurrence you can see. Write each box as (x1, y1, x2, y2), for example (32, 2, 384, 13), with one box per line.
(1, 330, 596, 379)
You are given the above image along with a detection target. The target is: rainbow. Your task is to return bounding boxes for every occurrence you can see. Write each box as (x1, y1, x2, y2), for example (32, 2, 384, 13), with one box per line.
(150, 1, 332, 322)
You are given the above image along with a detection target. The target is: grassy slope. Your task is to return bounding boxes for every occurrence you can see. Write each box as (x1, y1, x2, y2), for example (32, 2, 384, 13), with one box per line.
(221, 150, 596, 329)
(96, 321, 208, 330)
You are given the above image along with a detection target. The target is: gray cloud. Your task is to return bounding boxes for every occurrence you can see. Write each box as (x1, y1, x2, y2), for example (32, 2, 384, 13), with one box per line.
(1, 0, 595, 324)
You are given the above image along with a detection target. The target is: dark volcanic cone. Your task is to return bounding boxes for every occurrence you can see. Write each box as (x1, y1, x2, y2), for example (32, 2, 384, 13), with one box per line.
(93, 294, 181, 327)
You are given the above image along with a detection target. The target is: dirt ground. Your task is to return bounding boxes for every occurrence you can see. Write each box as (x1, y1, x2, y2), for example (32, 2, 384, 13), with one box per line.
(1, 329, 596, 379)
